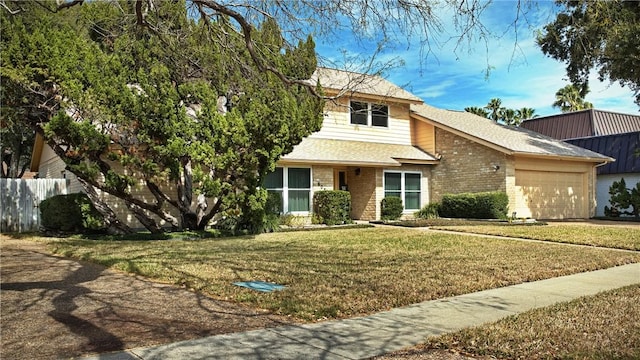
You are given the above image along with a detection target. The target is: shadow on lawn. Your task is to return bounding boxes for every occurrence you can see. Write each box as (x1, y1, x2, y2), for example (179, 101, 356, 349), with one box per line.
(0, 243, 293, 359)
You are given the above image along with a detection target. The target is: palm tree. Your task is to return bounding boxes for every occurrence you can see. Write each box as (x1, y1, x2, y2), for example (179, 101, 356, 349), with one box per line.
(502, 108, 519, 126)
(516, 107, 537, 121)
(553, 85, 593, 112)
(464, 106, 489, 118)
(484, 98, 504, 122)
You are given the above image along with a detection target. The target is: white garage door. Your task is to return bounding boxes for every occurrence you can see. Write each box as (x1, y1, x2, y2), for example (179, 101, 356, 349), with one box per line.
(515, 170, 586, 219)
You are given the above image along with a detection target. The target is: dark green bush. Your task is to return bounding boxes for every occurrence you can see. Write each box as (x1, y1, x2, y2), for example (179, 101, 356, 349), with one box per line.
(313, 190, 352, 225)
(40, 193, 105, 233)
(415, 202, 440, 219)
(439, 191, 508, 219)
(605, 178, 640, 218)
(381, 196, 403, 220)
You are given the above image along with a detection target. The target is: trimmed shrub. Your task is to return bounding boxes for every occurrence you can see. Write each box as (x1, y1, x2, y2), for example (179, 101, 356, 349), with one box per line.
(439, 191, 508, 219)
(40, 193, 105, 233)
(381, 196, 403, 220)
(415, 202, 440, 219)
(313, 190, 352, 225)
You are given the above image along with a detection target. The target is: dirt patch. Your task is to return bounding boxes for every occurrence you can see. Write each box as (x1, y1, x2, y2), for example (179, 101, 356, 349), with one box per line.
(0, 237, 295, 359)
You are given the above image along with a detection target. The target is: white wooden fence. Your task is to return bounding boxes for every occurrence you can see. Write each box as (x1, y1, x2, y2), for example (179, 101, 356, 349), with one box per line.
(1, 178, 69, 233)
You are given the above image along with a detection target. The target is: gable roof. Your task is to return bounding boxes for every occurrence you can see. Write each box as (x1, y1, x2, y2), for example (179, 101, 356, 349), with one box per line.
(310, 67, 423, 104)
(566, 132, 640, 174)
(280, 138, 438, 167)
(410, 103, 613, 163)
(520, 109, 640, 140)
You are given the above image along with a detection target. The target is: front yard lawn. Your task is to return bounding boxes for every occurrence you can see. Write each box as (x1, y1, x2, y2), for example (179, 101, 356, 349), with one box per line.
(429, 224, 640, 250)
(43, 227, 639, 321)
(406, 284, 639, 360)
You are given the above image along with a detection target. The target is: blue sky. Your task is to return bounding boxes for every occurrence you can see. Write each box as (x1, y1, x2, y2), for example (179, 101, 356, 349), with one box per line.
(314, 1, 638, 117)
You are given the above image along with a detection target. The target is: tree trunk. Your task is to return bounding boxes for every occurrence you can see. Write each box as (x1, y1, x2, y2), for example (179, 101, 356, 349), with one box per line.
(126, 202, 164, 234)
(77, 178, 132, 235)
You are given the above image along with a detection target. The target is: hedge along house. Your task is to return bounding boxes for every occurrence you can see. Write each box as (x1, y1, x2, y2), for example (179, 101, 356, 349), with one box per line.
(30, 68, 613, 227)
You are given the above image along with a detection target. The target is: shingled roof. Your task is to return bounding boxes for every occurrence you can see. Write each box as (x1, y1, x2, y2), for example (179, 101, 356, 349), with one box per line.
(280, 138, 438, 166)
(410, 103, 613, 162)
(520, 109, 640, 140)
(310, 68, 423, 104)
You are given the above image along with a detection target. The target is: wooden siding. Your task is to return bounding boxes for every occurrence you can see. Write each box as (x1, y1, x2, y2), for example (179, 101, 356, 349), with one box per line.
(311, 97, 412, 145)
(37, 144, 83, 194)
(412, 119, 436, 154)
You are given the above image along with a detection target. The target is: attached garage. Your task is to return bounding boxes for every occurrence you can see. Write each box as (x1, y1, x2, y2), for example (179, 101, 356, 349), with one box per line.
(513, 157, 592, 220)
(411, 104, 614, 220)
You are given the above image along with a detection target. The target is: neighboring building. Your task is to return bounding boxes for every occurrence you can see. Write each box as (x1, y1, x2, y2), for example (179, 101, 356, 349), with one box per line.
(31, 68, 613, 227)
(521, 109, 640, 216)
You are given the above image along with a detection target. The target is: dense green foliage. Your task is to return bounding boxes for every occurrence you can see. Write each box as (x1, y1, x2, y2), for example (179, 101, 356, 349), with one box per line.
(439, 192, 509, 219)
(381, 196, 404, 220)
(40, 193, 104, 233)
(313, 190, 352, 225)
(605, 178, 640, 218)
(538, 0, 640, 107)
(1, 1, 324, 233)
(415, 202, 440, 219)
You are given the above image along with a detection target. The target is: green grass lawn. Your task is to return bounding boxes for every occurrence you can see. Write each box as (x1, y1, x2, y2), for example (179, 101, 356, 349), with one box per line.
(42, 227, 639, 321)
(417, 284, 640, 360)
(430, 224, 640, 250)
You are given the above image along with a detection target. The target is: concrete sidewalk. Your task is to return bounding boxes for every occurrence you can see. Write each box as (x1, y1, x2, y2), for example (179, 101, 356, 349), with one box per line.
(80, 262, 639, 360)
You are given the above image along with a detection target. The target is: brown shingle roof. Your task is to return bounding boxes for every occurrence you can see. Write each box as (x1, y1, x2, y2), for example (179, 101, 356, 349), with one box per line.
(411, 103, 613, 162)
(280, 138, 438, 166)
(310, 68, 423, 104)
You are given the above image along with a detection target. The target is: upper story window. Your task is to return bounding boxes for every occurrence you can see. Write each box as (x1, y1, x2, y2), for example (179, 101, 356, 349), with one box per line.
(350, 101, 388, 127)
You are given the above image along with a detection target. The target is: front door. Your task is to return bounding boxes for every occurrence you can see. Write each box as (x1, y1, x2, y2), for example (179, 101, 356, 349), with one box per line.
(334, 169, 348, 191)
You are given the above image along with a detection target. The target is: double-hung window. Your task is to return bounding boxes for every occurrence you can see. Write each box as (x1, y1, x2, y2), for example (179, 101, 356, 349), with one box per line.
(350, 101, 388, 127)
(384, 171, 422, 211)
(264, 167, 311, 213)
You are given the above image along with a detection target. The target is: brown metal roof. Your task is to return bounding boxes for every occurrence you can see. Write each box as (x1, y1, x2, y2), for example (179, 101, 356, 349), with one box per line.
(521, 109, 640, 140)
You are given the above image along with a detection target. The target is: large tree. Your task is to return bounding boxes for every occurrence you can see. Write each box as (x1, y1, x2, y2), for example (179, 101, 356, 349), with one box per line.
(538, 0, 640, 108)
(2, 2, 323, 233)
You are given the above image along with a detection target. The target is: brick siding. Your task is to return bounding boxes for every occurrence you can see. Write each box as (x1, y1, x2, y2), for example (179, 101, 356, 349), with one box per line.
(430, 128, 508, 202)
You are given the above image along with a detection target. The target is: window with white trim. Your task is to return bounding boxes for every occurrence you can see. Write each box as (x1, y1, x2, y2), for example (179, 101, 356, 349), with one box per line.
(264, 167, 311, 213)
(350, 101, 388, 127)
(384, 171, 421, 211)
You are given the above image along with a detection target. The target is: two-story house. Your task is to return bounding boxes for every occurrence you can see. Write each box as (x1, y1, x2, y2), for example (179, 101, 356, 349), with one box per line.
(269, 68, 612, 221)
(31, 68, 613, 227)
